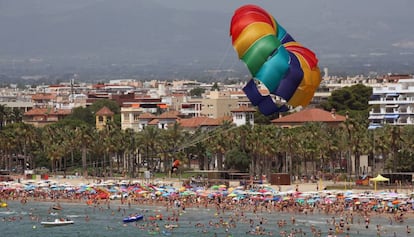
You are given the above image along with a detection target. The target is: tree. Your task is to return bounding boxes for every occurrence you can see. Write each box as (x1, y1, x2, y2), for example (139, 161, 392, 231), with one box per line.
(225, 148, 250, 172)
(74, 124, 94, 178)
(189, 87, 205, 97)
(0, 105, 9, 129)
(210, 82, 220, 91)
(66, 107, 95, 125)
(321, 84, 372, 116)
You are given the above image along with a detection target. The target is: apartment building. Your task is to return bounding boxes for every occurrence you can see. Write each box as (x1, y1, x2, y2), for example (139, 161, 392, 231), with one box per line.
(369, 78, 414, 127)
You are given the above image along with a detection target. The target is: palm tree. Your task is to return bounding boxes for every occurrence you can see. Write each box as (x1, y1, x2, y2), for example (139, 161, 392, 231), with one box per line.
(345, 115, 369, 177)
(279, 126, 301, 178)
(12, 123, 39, 172)
(74, 124, 93, 178)
(205, 124, 233, 171)
(0, 125, 19, 170)
(42, 125, 65, 173)
(0, 105, 8, 130)
(158, 122, 186, 174)
(140, 126, 161, 172)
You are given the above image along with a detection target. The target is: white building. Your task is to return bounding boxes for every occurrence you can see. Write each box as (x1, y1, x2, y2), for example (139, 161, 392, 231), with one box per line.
(369, 78, 414, 127)
(231, 106, 256, 127)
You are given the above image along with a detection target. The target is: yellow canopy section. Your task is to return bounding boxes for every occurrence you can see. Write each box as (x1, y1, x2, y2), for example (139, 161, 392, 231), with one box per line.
(370, 174, 390, 182)
(370, 174, 390, 191)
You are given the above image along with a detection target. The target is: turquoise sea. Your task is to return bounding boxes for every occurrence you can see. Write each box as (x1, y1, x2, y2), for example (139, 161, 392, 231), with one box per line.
(0, 201, 411, 237)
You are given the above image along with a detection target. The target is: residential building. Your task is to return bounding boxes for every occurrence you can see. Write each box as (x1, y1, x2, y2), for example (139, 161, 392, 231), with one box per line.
(95, 106, 114, 130)
(31, 93, 56, 108)
(271, 108, 346, 128)
(23, 108, 71, 127)
(137, 112, 156, 131)
(231, 106, 256, 127)
(120, 105, 143, 132)
(368, 78, 414, 127)
(179, 116, 230, 132)
(200, 90, 239, 118)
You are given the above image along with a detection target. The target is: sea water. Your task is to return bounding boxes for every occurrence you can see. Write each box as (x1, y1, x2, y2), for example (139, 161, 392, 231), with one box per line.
(0, 201, 411, 237)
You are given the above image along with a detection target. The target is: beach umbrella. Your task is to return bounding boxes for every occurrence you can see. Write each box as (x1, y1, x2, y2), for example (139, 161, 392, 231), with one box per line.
(227, 193, 237, 197)
(370, 174, 390, 191)
(181, 190, 196, 196)
(295, 198, 304, 204)
(392, 200, 400, 205)
(211, 185, 220, 190)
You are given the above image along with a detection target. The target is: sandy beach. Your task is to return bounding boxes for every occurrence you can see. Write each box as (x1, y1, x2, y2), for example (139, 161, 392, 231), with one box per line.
(2, 175, 414, 237)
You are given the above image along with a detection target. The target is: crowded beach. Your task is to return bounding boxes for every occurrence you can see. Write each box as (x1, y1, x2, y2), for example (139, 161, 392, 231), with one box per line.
(1, 176, 414, 236)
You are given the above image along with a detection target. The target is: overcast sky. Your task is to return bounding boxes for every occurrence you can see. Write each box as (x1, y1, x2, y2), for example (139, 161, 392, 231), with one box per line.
(0, 0, 413, 75)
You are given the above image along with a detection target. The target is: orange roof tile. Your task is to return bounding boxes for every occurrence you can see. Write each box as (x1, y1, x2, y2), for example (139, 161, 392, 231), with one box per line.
(24, 108, 71, 116)
(95, 106, 114, 116)
(231, 106, 256, 113)
(31, 93, 56, 100)
(179, 117, 218, 128)
(148, 118, 159, 125)
(179, 116, 233, 128)
(158, 110, 180, 119)
(138, 113, 155, 119)
(271, 108, 346, 124)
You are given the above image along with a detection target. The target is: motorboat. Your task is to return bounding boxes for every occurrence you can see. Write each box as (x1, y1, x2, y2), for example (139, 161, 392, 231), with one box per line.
(41, 218, 74, 227)
(51, 204, 63, 210)
(122, 214, 144, 223)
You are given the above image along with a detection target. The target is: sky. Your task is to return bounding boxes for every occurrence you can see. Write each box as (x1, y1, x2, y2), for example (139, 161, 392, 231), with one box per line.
(0, 0, 413, 77)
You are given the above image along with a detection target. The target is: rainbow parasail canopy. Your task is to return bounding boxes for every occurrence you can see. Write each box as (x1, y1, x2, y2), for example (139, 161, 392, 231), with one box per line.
(230, 4, 321, 115)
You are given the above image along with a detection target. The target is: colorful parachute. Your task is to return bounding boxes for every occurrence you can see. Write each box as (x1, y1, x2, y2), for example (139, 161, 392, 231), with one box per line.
(230, 4, 321, 115)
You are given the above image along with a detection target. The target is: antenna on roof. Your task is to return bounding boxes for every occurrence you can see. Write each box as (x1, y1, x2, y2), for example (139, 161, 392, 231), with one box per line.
(70, 74, 76, 103)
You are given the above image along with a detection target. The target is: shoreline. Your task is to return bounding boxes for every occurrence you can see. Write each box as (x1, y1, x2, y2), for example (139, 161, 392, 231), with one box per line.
(2, 177, 414, 237)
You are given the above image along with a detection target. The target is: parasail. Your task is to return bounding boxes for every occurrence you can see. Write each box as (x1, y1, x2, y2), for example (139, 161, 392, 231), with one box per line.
(230, 4, 321, 115)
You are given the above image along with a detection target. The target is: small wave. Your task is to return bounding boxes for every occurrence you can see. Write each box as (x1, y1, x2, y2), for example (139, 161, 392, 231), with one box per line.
(66, 215, 82, 218)
(305, 219, 326, 225)
(0, 211, 16, 215)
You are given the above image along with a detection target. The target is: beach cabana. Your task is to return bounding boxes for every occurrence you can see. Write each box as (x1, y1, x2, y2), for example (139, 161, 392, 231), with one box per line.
(370, 174, 390, 191)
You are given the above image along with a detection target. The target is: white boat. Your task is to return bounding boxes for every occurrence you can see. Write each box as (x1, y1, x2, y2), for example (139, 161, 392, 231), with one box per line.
(41, 218, 74, 227)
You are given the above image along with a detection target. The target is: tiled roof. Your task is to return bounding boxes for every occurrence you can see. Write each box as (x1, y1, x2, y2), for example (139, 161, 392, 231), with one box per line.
(179, 117, 218, 128)
(24, 108, 71, 116)
(231, 106, 256, 113)
(179, 116, 232, 128)
(271, 108, 347, 124)
(158, 110, 180, 119)
(138, 113, 155, 119)
(148, 118, 159, 125)
(32, 93, 56, 100)
(95, 106, 114, 116)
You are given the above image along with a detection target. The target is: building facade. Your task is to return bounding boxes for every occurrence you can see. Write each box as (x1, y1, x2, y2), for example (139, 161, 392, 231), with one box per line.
(368, 78, 414, 127)
(200, 90, 239, 118)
